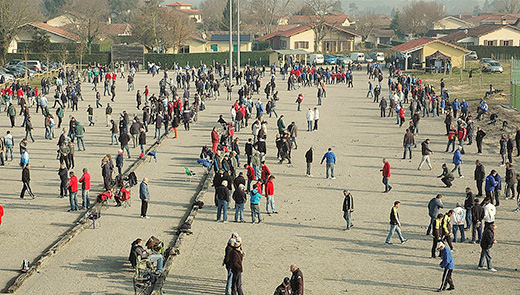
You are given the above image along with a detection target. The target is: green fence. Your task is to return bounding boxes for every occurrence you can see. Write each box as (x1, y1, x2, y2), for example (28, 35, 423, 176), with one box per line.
(144, 51, 273, 68)
(512, 60, 520, 109)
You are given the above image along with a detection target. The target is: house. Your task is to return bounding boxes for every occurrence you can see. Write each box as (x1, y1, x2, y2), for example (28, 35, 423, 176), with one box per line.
(256, 24, 360, 52)
(206, 34, 252, 52)
(365, 29, 395, 47)
(9, 22, 80, 53)
(165, 1, 202, 24)
(433, 16, 473, 30)
(45, 13, 79, 27)
(256, 25, 316, 52)
(288, 15, 351, 27)
(102, 23, 132, 37)
(465, 13, 520, 26)
(392, 38, 470, 69)
(441, 24, 520, 46)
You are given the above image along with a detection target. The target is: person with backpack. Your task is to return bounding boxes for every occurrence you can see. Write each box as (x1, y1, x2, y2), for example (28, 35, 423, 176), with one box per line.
(295, 93, 303, 111)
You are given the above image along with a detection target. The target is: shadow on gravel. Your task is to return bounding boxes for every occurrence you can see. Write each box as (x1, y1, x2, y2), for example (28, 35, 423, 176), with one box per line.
(163, 275, 222, 295)
(325, 277, 433, 292)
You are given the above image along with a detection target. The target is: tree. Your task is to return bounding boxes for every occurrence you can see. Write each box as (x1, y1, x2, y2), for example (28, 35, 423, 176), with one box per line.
(31, 30, 51, 53)
(249, 0, 293, 34)
(356, 13, 377, 45)
(219, 0, 237, 31)
(109, 0, 138, 13)
(398, 1, 445, 36)
(493, 0, 520, 13)
(200, 0, 226, 31)
(130, 0, 162, 52)
(303, 0, 340, 51)
(63, 0, 110, 54)
(0, 0, 33, 65)
(348, 2, 358, 16)
(43, 0, 68, 17)
(390, 9, 404, 39)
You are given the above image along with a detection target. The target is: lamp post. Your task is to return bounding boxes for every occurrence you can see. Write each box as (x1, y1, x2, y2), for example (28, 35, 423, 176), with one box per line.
(237, 0, 241, 71)
(228, 0, 233, 78)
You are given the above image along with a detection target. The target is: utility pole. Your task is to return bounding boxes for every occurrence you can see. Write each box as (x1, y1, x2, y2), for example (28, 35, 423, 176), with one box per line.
(237, 0, 241, 72)
(228, 0, 233, 80)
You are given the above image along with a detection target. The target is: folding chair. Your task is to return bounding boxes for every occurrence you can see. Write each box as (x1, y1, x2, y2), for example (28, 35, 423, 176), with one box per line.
(184, 167, 196, 182)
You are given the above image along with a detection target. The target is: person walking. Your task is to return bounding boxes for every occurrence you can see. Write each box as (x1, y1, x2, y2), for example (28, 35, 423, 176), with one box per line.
(505, 162, 516, 200)
(342, 190, 354, 231)
(306, 108, 314, 132)
(427, 194, 444, 235)
(385, 201, 407, 244)
(471, 198, 484, 243)
(474, 160, 485, 196)
(478, 224, 497, 272)
(418, 139, 434, 170)
(437, 242, 456, 292)
(67, 171, 79, 212)
(290, 264, 304, 295)
(305, 146, 313, 177)
(320, 148, 336, 179)
(139, 177, 150, 218)
(452, 203, 466, 243)
(381, 158, 392, 192)
(451, 146, 463, 178)
(20, 164, 35, 199)
(442, 210, 455, 250)
(464, 188, 474, 230)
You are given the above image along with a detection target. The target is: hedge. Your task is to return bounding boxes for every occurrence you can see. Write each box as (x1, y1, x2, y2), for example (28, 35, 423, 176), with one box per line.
(144, 51, 273, 68)
(6, 52, 111, 65)
(467, 45, 520, 60)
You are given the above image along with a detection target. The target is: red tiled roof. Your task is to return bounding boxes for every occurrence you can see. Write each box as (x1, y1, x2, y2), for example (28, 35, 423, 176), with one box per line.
(165, 1, 192, 6)
(103, 23, 131, 36)
(256, 25, 311, 41)
(392, 37, 470, 53)
(440, 24, 520, 42)
(466, 13, 520, 23)
(176, 9, 201, 15)
(325, 24, 359, 37)
(28, 22, 80, 41)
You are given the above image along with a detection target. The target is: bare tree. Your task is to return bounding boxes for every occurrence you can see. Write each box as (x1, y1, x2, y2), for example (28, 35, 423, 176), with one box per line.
(355, 14, 377, 46)
(0, 0, 33, 64)
(250, 0, 292, 34)
(200, 0, 226, 31)
(64, 0, 110, 53)
(160, 9, 195, 53)
(493, 0, 520, 13)
(398, 1, 445, 36)
(304, 0, 341, 52)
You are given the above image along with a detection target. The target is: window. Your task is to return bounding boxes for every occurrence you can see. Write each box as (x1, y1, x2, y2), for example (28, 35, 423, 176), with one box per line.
(500, 40, 513, 46)
(280, 40, 287, 49)
(484, 40, 497, 46)
(294, 41, 309, 49)
(178, 46, 190, 53)
(210, 44, 218, 52)
(233, 44, 238, 52)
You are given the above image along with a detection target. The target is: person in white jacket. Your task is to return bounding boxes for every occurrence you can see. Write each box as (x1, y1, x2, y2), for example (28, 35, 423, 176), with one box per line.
(452, 203, 466, 242)
(313, 107, 320, 131)
(306, 108, 314, 132)
(483, 198, 496, 229)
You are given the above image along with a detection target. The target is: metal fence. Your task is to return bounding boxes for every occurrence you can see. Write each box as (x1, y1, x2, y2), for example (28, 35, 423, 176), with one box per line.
(512, 60, 520, 109)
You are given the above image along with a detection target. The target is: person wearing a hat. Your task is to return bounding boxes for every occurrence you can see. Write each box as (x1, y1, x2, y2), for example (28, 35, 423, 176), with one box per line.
(274, 277, 292, 295)
(436, 242, 455, 292)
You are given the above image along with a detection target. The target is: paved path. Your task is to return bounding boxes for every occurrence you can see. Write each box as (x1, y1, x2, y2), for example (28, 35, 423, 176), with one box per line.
(164, 71, 520, 294)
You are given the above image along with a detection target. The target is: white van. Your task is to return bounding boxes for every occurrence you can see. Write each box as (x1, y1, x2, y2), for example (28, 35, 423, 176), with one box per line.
(18, 60, 43, 72)
(309, 54, 324, 65)
(349, 52, 365, 63)
(370, 52, 385, 62)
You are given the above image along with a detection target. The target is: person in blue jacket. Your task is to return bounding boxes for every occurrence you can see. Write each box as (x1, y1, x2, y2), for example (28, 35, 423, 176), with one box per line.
(494, 172, 502, 206)
(451, 98, 461, 118)
(451, 146, 463, 178)
(485, 170, 498, 204)
(320, 147, 336, 179)
(460, 99, 469, 117)
(250, 184, 262, 223)
(437, 242, 455, 292)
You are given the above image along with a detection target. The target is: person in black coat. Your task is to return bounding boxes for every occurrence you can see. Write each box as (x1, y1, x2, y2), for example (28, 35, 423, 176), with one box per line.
(58, 163, 69, 198)
(478, 224, 497, 270)
(20, 164, 35, 199)
(342, 190, 354, 230)
(471, 198, 485, 243)
(216, 180, 230, 222)
(305, 146, 313, 176)
(476, 127, 486, 154)
(245, 138, 253, 165)
(474, 160, 485, 196)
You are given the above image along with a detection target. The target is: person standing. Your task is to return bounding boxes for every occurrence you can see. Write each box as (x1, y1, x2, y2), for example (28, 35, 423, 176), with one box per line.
(507, 135, 514, 164)
(58, 163, 68, 198)
(139, 177, 150, 218)
(379, 97, 387, 117)
(116, 150, 124, 175)
(216, 180, 230, 222)
(288, 122, 298, 150)
(437, 242, 456, 292)
(482, 198, 496, 229)
(474, 160, 485, 196)
(442, 210, 455, 250)
(484, 170, 498, 204)
(505, 162, 516, 200)
(290, 264, 304, 295)
(320, 148, 336, 179)
(478, 224, 497, 272)
(75, 121, 85, 151)
(452, 203, 466, 243)
(451, 146, 463, 178)
(385, 201, 407, 244)
(305, 146, 313, 177)
(342, 190, 354, 231)
(476, 127, 486, 154)
(381, 158, 392, 192)
(418, 139, 434, 170)
(67, 171, 79, 212)
(464, 188, 474, 230)
(223, 234, 239, 295)
(78, 168, 91, 209)
(87, 105, 94, 126)
(250, 184, 262, 223)
(306, 108, 314, 132)
(402, 128, 414, 160)
(426, 194, 444, 236)
(313, 107, 319, 131)
(233, 184, 247, 222)
(432, 213, 444, 258)
(20, 164, 35, 199)
(265, 175, 277, 215)
(229, 239, 245, 295)
(471, 198, 484, 243)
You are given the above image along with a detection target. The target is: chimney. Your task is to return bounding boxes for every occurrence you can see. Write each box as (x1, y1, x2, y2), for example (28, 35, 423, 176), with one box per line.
(459, 13, 462, 19)
(501, 17, 507, 25)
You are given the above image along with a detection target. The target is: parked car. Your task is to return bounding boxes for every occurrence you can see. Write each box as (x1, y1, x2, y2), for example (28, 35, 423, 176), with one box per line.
(349, 52, 365, 63)
(18, 60, 43, 72)
(309, 54, 324, 65)
(370, 52, 385, 62)
(481, 58, 492, 64)
(0, 70, 15, 81)
(364, 54, 373, 63)
(467, 51, 478, 60)
(483, 60, 503, 73)
(324, 54, 338, 64)
(336, 55, 352, 64)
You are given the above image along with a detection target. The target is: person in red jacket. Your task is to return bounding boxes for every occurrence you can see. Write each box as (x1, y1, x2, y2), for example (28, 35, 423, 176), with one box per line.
(144, 85, 149, 102)
(79, 168, 91, 209)
(445, 126, 457, 152)
(266, 175, 277, 214)
(261, 161, 271, 192)
(211, 127, 219, 153)
(67, 171, 79, 212)
(0, 204, 4, 225)
(398, 107, 405, 127)
(381, 158, 392, 193)
(244, 164, 255, 192)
